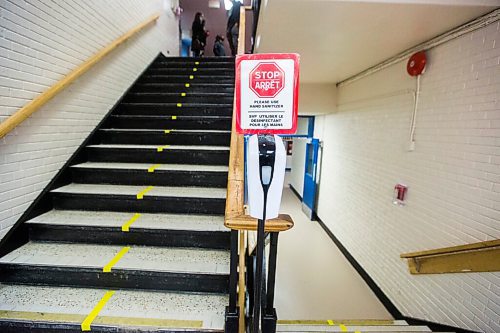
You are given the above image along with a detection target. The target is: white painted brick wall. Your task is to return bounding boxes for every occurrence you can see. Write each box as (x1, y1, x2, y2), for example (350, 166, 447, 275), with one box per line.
(0, 0, 179, 235)
(315, 21, 500, 333)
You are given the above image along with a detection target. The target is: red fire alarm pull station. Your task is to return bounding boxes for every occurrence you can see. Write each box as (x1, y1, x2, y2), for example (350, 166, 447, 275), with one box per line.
(235, 53, 300, 135)
(393, 184, 408, 206)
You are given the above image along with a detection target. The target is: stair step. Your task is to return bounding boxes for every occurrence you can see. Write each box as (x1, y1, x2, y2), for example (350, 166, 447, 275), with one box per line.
(146, 68, 233, 75)
(140, 75, 234, 84)
(123, 92, 234, 104)
(0, 242, 229, 292)
(52, 183, 226, 198)
(72, 162, 229, 172)
(154, 56, 234, 63)
(85, 144, 230, 165)
(70, 162, 228, 187)
(115, 102, 233, 116)
(97, 128, 231, 145)
(276, 325, 432, 332)
(0, 284, 227, 331)
(131, 83, 234, 94)
(150, 61, 234, 68)
(104, 115, 232, 130)
(51, 184, 226, 214)
(27, 210, 229, 249)
(277, 320, 409, 326)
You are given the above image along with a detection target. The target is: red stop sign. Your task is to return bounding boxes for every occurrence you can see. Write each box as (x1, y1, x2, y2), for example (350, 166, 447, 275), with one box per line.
(249, 62, 285, 98)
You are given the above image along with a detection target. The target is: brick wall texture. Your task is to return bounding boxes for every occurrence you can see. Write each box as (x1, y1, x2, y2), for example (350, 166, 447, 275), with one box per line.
(315, 21, 500, 333)
(0, 0, 178, 236)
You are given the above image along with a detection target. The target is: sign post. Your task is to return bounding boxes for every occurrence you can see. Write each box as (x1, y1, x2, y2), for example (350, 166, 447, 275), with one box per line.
(235, 53, 299, 333)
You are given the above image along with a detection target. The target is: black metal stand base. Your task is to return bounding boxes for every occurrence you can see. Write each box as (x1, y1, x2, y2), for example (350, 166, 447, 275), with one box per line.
(262, 308, 277, 333)
(224, 306, 239, 333)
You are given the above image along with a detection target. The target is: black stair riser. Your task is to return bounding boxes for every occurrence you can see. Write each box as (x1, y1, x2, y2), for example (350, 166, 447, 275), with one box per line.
(28, 225, 231, 249)
(140, 76, 234, 84)
(71, 168, 228, 188)
(150, 61, 234, 68)
(146, 68, 233, 75)
(52, 193, 226, 215)
(98, 131, 230, 146)
(105, 117, 231, 131)
(154, 57, 234, 63)
(115, 104, 233, 116)
(0, 321, 217, 333)
(0, 264, 229, 293)
(123, 94, 233, 104)
(131, 84, 234, 93)
(86, 147, 229, 165)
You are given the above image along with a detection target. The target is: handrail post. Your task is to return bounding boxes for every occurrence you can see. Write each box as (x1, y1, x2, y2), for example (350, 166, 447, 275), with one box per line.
(225, 230, 240, 333)
(262, 232, 279, 333)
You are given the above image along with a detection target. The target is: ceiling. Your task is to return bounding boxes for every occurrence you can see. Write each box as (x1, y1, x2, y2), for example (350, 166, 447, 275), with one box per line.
(255, 0, 500, 83)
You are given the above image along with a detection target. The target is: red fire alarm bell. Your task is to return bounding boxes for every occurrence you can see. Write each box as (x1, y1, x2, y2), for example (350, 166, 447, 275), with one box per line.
(407, 51, 426, 76)
(393, 184, 408, 206)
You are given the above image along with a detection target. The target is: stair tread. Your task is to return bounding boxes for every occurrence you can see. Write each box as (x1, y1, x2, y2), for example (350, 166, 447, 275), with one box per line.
(27, 210, 227, 232)
(276, 325, 431, 332)
(87, 144, 230, 151)
(129, 92, 232, 96)
(0, 242, 229, 274)
(99, 128, 231, 133)
(0, 284, 227, 330)
(110, 115, 232, 119)
(51, 184, 226, 199)
(71, 162, 228, 172)
(119, 102, 233, 105)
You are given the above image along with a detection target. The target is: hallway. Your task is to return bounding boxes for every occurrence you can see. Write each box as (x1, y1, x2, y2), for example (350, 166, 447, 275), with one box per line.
(274, 177, 392, 320)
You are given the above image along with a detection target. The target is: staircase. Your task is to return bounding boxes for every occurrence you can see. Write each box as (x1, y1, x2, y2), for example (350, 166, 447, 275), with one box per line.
(0, 54, 235, 332)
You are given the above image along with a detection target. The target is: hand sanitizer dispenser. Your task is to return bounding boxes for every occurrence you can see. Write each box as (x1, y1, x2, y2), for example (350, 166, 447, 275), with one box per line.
(247, 134, 286, 220)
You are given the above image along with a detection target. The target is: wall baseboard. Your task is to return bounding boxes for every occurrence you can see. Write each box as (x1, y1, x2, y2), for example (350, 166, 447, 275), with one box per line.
(288, 184, 302, 201)
(315, 215, 480, 333)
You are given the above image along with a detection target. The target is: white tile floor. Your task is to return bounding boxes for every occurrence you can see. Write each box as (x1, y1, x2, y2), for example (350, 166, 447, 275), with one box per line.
(274, 174, 392, 320)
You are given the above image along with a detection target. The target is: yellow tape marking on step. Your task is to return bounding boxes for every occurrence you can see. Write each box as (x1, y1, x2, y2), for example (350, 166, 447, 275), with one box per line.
(81, 290, 115, 331)
(136, 186, 154, 198)
(122, 213, 141, 232)
(177, 103, 182, 107)
(172, 116, 177, 120)
(0, 310, 203, 329)
(164, 130, 171, 134)
(195, 61, 199, 65)
(185, 83, 190, 88)
(189, 75, 194, 80)
(103, 247, 130, 273)
(327, 320, 334, 326)
(339, 324, 348, 332)
(193, 68, 198, 72)
(181, 92, 186, 97)
(157, 145, 170, 152)
(147, 164, 161, 173)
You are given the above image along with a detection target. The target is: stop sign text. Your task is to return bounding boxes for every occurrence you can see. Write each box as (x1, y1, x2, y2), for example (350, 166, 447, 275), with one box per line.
(249, 62, 285, 98)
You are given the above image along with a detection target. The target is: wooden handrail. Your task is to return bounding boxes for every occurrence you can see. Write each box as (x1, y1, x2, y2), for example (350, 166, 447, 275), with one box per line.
(401, 239, 500, 258)
(0, 13, 160, 139)
(400, 239, 500, 274)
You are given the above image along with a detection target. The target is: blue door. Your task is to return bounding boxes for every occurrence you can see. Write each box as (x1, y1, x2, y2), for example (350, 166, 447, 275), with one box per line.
(302, 138, 320, 219)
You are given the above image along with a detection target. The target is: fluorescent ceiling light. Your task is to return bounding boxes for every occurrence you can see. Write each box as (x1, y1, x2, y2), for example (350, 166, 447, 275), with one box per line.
(209, 0, 220, 9)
